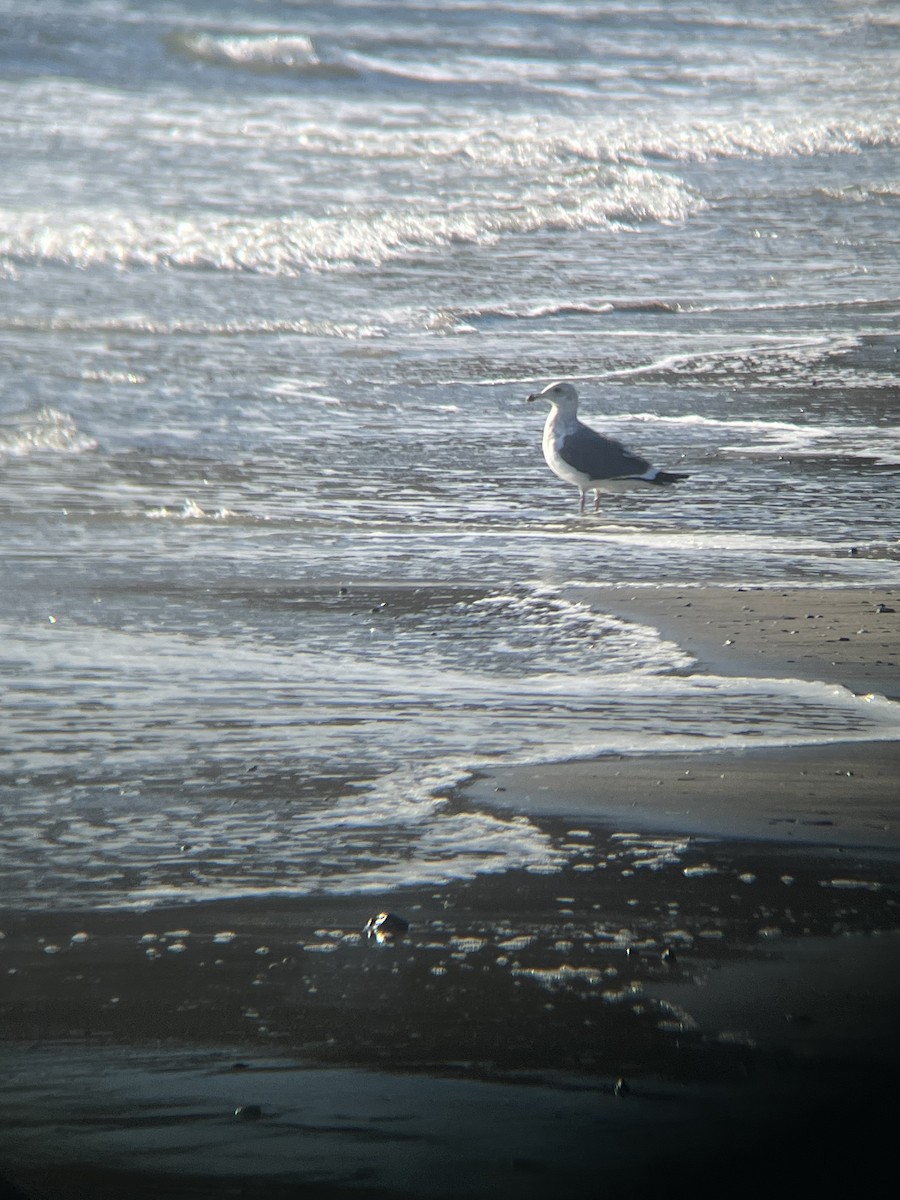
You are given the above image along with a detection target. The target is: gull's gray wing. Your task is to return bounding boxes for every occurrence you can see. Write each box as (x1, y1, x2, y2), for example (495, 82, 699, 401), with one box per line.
(559, 422, 651, 481)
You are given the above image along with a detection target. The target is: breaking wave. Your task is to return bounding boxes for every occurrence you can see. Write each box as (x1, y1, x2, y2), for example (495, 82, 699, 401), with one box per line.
(0, 408, 97, 459)
(0, 167, 700, 275)
(427, 298, 679, 331)
(167, 30, 356, 78)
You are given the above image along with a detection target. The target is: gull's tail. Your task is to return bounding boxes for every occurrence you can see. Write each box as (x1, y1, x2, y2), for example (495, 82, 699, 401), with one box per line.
(649, 471, 689, 486)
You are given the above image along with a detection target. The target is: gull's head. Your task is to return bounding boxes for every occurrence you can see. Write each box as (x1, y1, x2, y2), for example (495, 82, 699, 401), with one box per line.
(526, 381, 579, 410)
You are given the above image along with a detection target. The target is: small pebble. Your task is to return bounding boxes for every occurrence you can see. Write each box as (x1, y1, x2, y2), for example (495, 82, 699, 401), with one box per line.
(234, 1105, 263, 1121)
(364, 912, 410, 942)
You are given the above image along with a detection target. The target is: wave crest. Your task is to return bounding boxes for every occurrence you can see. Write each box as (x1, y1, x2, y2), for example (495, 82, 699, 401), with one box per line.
(425, 298, 680, 333)
(0, 407, 97, 459)
(167, 30, 356, 79)
(0, 168, 700, 275)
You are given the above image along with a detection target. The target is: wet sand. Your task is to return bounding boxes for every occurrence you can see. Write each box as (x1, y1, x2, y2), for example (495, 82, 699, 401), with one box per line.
(465, 738, 900, 849)
(573, 582, 900, 701)
(2, 584, 900, 1198)
(4, 844, 900, 1198)
(467, 584, 900, 847)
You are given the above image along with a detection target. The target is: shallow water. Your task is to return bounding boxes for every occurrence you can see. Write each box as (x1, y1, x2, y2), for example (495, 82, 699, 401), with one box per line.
(2, 1, 899, 907)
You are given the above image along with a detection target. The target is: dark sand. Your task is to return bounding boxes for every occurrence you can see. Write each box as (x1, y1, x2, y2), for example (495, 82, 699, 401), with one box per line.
(465, 740, 900, 849)
(467, 584, 900, 847)
(572, 582, 900, 701)
(2, 584, 900, 1198)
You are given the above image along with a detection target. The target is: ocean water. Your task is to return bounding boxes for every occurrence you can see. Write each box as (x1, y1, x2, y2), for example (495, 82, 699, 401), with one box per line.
(1, 0, 899, 909)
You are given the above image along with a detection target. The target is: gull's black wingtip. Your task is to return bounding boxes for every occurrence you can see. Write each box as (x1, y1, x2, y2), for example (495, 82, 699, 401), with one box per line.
(651, 471, 690, 486)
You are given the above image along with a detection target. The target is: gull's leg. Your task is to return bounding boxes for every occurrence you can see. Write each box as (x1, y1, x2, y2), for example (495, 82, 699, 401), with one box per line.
(579, 491, 586, 514)
(594, 491, 601, 513)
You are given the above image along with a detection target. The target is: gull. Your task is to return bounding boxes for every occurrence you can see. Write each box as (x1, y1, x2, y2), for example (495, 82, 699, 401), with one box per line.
(527, 381, 688, 514)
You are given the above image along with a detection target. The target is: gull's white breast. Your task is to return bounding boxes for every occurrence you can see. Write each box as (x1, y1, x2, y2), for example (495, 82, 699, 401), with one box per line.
(542, 410, 588, 487)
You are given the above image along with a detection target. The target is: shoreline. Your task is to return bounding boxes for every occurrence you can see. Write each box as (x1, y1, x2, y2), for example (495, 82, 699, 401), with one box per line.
(463, 739, 900, 850)
(462, 583, 900, 851)
(570, 582, 900, 700)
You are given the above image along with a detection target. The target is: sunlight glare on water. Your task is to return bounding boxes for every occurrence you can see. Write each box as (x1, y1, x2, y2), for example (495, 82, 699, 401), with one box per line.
(1, 0, 899, 906)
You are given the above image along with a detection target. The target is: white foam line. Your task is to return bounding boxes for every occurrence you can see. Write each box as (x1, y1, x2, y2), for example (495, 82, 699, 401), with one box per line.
(471, 335, 840, 389)
(536, 337, 839, 384)
(563, 578, 900, 593)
